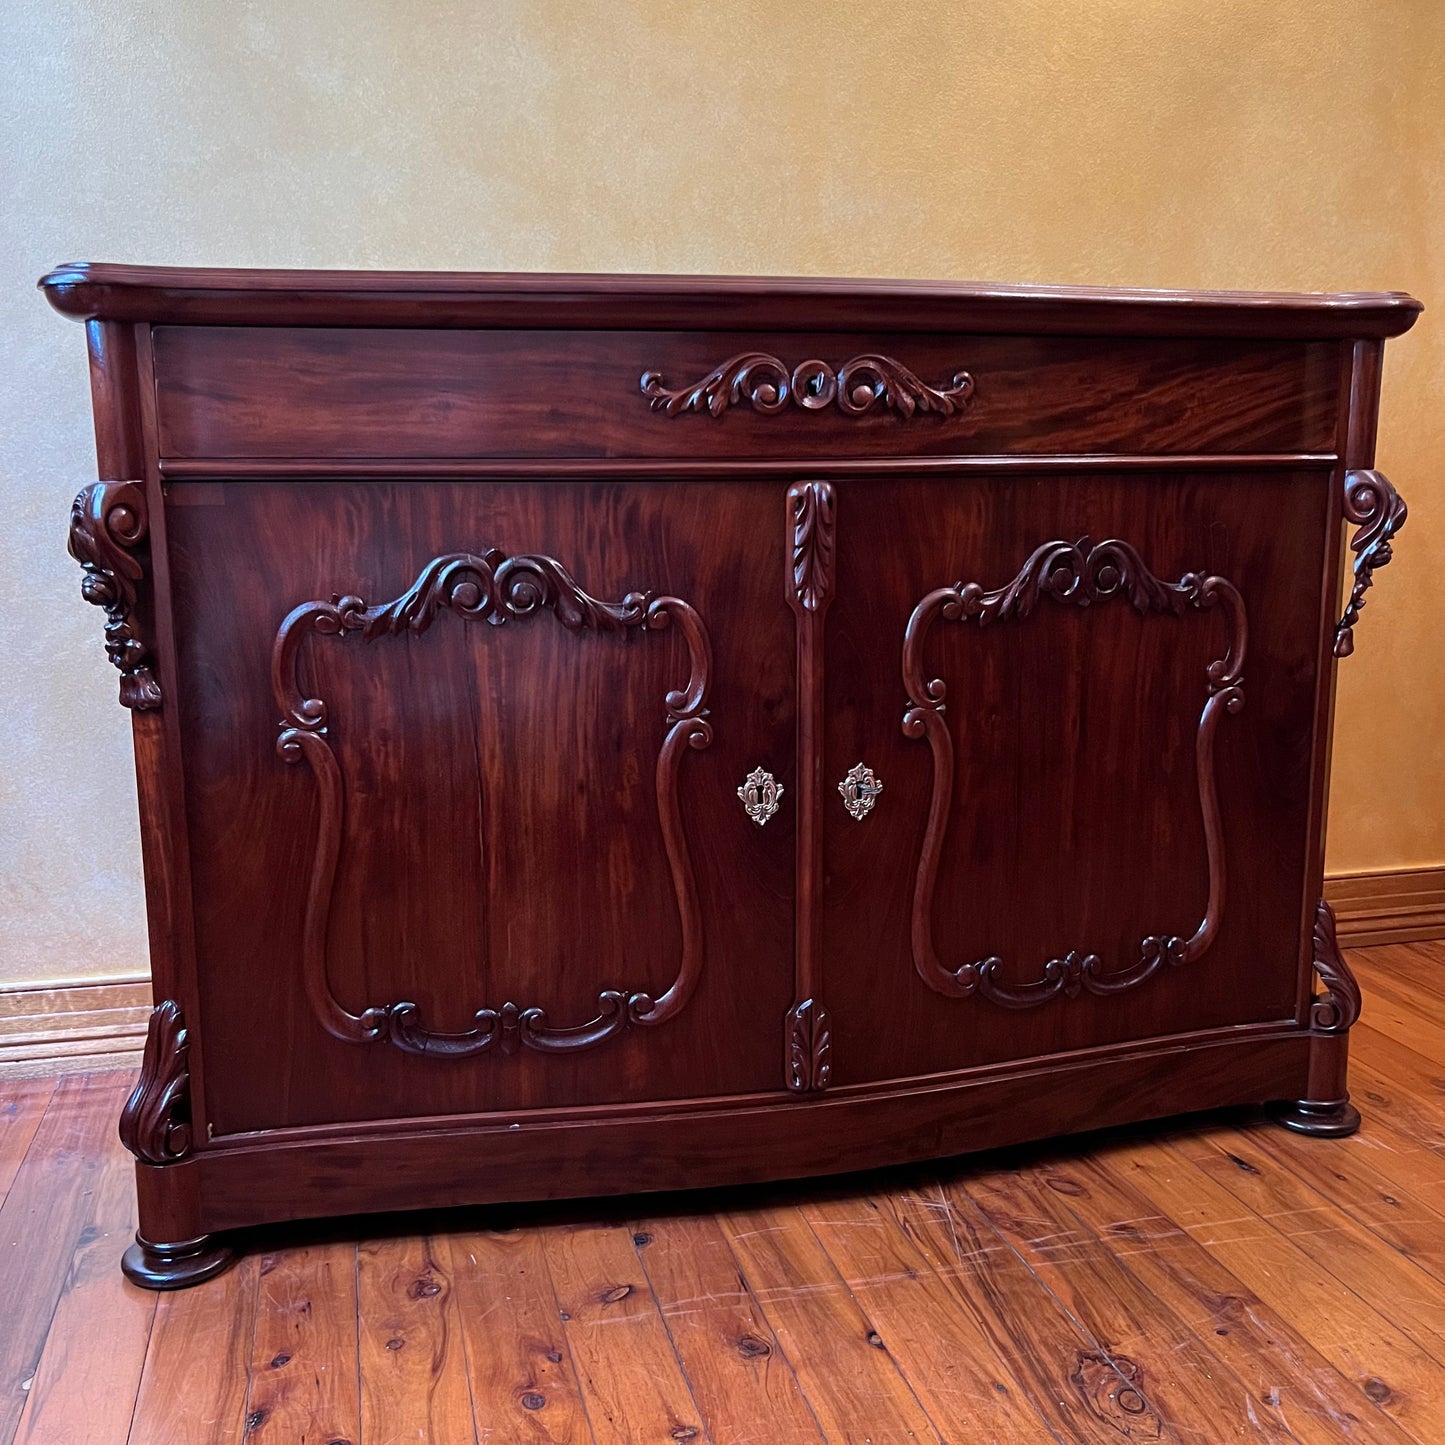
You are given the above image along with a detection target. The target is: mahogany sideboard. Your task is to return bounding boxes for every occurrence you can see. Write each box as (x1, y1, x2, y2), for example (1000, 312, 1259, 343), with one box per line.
(41, 264, 1419, 1288)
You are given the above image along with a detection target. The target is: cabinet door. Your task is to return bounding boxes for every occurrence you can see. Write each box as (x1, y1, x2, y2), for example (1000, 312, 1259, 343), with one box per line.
(167, 479, 795, 1133)
(821, 469, 1329, 1085)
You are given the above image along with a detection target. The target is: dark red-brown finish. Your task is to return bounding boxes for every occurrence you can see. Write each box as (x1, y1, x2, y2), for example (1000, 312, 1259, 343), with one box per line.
(40, 264, 1418, 1287)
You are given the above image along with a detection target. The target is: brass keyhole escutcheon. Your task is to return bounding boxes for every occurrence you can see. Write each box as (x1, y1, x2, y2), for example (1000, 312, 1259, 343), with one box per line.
(838, 762, 883, 821)
(738, 766, 784, 827)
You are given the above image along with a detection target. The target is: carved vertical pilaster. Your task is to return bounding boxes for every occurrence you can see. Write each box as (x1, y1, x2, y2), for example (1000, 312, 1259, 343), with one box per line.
(785, 481, 835, 1093)
(68, 480, 162, 709)
(119, 1000, 193, 1164)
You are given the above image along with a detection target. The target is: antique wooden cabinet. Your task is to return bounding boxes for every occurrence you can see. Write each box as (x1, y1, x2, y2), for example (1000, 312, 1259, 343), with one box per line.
(42, 264, 1418, 1287)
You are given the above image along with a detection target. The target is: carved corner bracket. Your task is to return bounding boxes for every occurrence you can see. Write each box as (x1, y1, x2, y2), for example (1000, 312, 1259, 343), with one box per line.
(787, 999, 831, 1093)
(119, 1001, 193, 1163)
(272, 548, 714, 1059)
(1335, 469, 1407, 658)
(642, 353, 974, 420)
(68, 481, 161, 709)
(902, 536, 1248, 1008)
(1308, 899, 1361, 1032)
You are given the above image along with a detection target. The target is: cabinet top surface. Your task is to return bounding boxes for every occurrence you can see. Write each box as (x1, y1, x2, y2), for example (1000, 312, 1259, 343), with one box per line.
(39, 262, 1420, 339)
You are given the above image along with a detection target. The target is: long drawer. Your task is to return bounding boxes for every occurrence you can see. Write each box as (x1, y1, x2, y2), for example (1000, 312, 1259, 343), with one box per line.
(151, 325, 1344, 462)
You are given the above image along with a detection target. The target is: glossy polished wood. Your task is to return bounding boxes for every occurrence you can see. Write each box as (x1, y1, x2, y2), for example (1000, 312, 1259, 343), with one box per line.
(40, 265, 1418, 1288)
(4, 948, 1445, 1442)
(147, 325, 1347, 461)
(40, 262, 1423, 335)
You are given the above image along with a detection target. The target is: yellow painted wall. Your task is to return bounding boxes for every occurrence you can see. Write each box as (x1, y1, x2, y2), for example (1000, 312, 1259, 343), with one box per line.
(1, 1, 1440, 988)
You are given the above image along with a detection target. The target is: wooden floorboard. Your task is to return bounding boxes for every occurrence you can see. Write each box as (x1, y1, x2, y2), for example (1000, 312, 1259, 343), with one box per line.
(1, 942, 1443, 1443)
(631, 1209, 827, 1444)
(243, 1242, 362, 1445)
(0, 1072, 132, 1445)
(10, 1084, 155, 1445)
(441, 1225, 594, 1444)
(1104, 1130, 1445, 1439)
(545, 1220, 707, 1444)
(356, 1235, 475, 1444)
(0, 1077, 54, 1206)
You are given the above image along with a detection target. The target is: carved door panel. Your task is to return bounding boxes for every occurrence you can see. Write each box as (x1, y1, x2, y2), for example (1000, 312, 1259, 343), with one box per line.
(167, 480, 795, 1133)
(821, 470, 1332, 1086)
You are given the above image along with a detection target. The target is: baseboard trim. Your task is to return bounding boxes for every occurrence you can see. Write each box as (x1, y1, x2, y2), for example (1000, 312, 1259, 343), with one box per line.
(0, 977, 150, 1079)
(1325, 866, 1445, 947)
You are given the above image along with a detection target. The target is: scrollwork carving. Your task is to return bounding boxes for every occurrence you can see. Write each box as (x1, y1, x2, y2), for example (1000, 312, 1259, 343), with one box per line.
(1335, 469, 1407, 658)
(1308, 898, 1361, 1032)
(903, 537, 1247, 1007)
(273, 548, 713, 1058)
(67, 481, 161, 709)
(786, 998, 831, 1093)
(642, 353, 974, 420)
(118, 1001, 192, 1163)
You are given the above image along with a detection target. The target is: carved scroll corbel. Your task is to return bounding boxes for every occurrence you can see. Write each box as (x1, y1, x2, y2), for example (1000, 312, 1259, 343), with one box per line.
(68, 480, 161, 709)
(1335, 469, 1406, 658)
(119, 1001, 193, 1163)
(1307, 899, 1361, 1033)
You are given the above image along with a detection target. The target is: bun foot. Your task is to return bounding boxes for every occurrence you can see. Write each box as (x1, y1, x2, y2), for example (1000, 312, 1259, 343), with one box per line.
(1268, 1097, 1362, 1138)
(121, 1232, 236, 1290)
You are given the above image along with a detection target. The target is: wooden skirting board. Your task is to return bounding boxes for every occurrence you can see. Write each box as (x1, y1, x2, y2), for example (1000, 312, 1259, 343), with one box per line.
(1325, 866, 1445, 947)
(0, 868, 1439, 1078)
(0, 975, 150, 1078)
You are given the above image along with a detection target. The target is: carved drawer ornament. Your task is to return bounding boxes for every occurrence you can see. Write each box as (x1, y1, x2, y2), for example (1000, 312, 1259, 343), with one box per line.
(68, 481, 162, 710)
(838, 763, 883, 821)
(1335, 469, 1406, 658)
(902, 536, 1247, 1007)
(738, 767, 784, 827)
(642, 353, 974, 420)
(273, 548, 714, 1058)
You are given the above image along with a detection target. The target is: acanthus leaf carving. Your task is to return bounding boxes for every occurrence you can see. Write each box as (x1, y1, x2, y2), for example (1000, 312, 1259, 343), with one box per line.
(903, 537, 1247, 1008)
(273, 548, 713, 1059)
(1335, 469, 1406, 658)
(1309, 899, 1361, 1033)
(788, 479, 835, 612)
(786, 998, 831, 1093)
(67, 481, 162, 710)
(118, 1000, 192, 1163)
(642, 353, 974, 421)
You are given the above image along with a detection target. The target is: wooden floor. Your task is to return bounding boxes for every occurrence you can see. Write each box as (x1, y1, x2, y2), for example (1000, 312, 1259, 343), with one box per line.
(2, 943, 1443, 1444)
